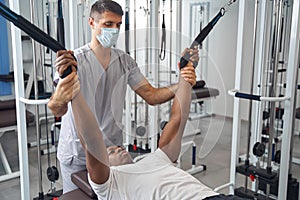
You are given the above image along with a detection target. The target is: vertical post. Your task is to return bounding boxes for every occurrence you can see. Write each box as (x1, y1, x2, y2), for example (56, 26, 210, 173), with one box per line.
(253, 0, 267, 157)
(29, 0, 44, 197)
(251, 0, 267, 191)
(125, 0, 131, 149)
(9, 0, 31, 199)
(279, 0, 300, 199)
(229, 0, 245, 194)
(149, 0, 159, 152)
(176, 0, 182, 57)
(68, 0, 78, 49)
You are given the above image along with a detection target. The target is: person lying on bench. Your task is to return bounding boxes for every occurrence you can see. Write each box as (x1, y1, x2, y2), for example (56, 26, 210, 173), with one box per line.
(70, 61, 248, 200)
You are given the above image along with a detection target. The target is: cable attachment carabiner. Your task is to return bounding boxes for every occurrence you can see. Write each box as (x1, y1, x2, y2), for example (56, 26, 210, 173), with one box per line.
(221, 0, 237, 15)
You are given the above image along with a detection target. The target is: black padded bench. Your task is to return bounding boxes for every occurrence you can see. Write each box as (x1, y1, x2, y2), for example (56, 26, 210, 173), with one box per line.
(191, 80, 219, 100)
(59, 170, 96, 200)
(0, 99, 35, 128)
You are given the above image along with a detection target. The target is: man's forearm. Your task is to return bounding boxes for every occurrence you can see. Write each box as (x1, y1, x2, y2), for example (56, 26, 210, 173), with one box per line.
(47, 94, 68, 117)
(151, 83, 178, 105)
(159, 77, 192, 162)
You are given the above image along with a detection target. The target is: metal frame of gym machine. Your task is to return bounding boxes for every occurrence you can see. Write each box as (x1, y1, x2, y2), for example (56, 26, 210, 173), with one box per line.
(7, 0, 86, 199)
(214, 0, 300, 199)
(8, 0, 52, 199)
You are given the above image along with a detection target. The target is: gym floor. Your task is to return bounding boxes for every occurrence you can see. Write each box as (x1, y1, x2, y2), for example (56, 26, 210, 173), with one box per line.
(0, 115, 299, 199)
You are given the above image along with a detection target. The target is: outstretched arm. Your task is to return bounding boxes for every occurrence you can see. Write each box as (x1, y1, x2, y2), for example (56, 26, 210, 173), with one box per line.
(71, 92, 110, 184)
(159, 62, 194, 162)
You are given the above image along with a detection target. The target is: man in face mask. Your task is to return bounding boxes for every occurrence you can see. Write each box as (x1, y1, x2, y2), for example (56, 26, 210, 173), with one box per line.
(48, 0, 199, 194)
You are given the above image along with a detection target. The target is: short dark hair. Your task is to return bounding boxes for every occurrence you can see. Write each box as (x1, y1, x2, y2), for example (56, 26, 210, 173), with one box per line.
(90, 0, 124, 21)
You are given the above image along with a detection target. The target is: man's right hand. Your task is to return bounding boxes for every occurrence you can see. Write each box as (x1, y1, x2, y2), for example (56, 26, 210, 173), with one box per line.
(48, 50, 80, 116)
(55, 50, 78, 77)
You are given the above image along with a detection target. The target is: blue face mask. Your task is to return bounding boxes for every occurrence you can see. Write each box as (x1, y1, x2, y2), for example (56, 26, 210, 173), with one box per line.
(96, 28, 120, 48)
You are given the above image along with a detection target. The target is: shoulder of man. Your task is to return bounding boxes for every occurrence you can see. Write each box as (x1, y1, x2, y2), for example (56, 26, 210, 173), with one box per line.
(112, 48, 138, 67)
(73, 44, 92, 60)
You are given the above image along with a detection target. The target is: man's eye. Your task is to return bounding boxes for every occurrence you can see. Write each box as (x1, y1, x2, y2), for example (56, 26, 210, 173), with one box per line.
(108, 150, 115, 155)
(105, 22, 113, 26)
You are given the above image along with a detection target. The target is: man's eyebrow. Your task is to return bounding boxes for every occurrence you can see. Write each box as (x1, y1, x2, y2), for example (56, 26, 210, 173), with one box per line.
(102, 20, 122, 24)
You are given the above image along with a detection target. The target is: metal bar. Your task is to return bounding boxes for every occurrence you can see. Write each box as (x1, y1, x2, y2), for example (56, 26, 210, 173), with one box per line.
(229, 0, 245, 194)
(279, 0, 300, 199)
(29, 0, 44, 196)
(9, 0, 31, 199)
(149, 0, 159, 152)
(0, 171, 20, 182)
(68, 0, 78, 49)
(228, 89, 290, 101)
(0, 143, 12, 173)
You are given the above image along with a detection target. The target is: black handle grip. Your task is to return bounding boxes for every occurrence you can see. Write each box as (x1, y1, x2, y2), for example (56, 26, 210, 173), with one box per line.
(235, 92, 261, 101)
(179, 11, 223, 69)
(0, 2, 74, 79)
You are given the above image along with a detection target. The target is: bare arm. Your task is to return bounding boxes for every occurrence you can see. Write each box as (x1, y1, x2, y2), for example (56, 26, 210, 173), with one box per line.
(134, 66, 196, 105)
(134, 47, 197, 105)
(49, 50, 110, 184)
(72, 92, 110, 184)
(134, 80, 178, 105)
(158, 62, 193, 162)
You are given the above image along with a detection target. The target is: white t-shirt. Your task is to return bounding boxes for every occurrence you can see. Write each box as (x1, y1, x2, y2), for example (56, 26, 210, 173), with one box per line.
(88, 149, 219, 200)
(57, 44, 145, 165)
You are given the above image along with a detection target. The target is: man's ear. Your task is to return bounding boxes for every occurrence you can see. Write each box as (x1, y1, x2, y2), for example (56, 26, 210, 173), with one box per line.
(89, 17, 95, 29)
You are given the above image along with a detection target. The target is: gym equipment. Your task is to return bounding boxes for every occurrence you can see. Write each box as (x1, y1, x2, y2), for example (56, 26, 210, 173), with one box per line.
(296, 107, 300, 119)
(252, 142, 265, 157)
(136, 126, 146, 137)
(189, 80, 220, 121)
(159, 0, 166, 60)
(43, 1, 64, 193)
(125, 0, 130, 55)
(0, 2, 74, 79)
(179, 0, 237, 69)
(57, 0, 65, 47)
(59, 170, 96, 200)
(0, 100, 34, 182)
(225, 0, 300, 199)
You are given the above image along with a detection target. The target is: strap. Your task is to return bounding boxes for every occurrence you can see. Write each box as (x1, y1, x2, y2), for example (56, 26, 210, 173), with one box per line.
(159, 0, 166, 60)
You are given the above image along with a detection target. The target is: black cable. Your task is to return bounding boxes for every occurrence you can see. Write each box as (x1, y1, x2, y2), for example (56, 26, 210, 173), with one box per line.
(57, 0, 65, 46)
(179, 9, 224, 69)
(159, 2, 166, 61)
(125, 0, 130, 54)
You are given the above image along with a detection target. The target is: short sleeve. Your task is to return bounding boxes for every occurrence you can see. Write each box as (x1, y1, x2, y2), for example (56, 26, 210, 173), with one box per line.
(127, 57, 145, 89)
(88, 172, 112, 200)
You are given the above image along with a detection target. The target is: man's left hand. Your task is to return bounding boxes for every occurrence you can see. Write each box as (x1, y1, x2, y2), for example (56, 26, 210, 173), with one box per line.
(180, 62, 197, 87)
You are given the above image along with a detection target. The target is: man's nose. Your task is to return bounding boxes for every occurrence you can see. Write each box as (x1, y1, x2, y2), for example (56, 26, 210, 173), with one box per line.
(117, 146, 123, 152)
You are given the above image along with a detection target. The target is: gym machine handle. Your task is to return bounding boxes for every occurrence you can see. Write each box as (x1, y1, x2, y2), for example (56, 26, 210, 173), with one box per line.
(179, 9, 224, 69)
(235, 92, 261, 101)
(0, 2, 74, 79)
(179, 0, 238, 69)
(228, 89, 290, 102)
